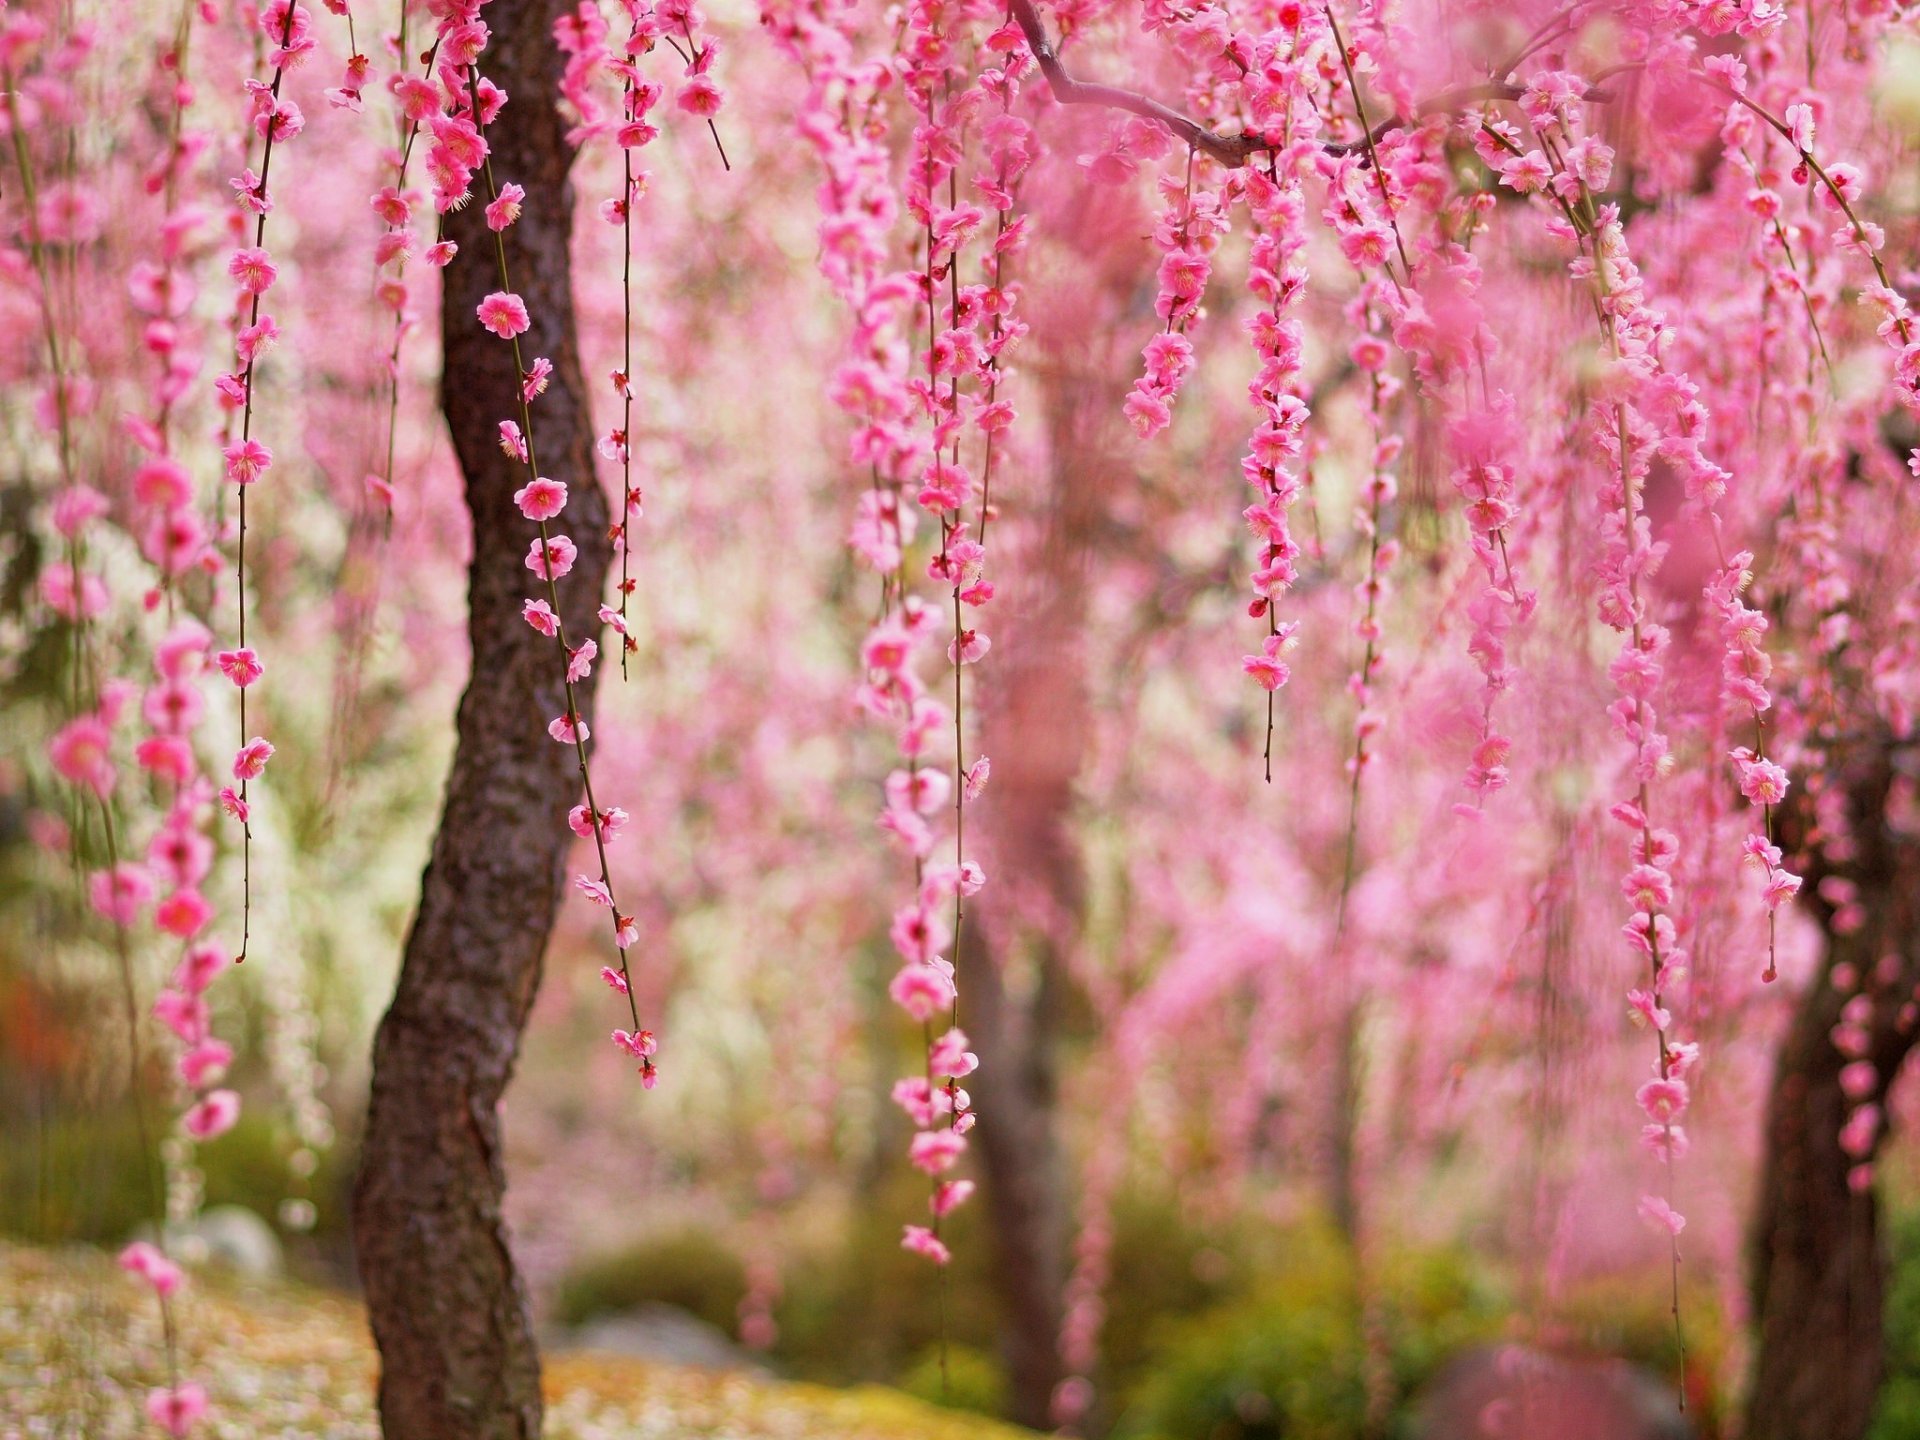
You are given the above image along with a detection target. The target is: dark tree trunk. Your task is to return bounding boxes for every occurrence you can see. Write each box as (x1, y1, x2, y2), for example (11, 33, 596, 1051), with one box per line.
(351, 5, 606, 1437)
(953, 370, 1106, 1430)
(1748, 743, 1920, 1440)
(958, 924, 1069, 1430)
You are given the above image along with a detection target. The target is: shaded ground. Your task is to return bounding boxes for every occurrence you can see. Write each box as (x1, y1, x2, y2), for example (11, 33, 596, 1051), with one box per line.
(0, 1243, 1031, 1439)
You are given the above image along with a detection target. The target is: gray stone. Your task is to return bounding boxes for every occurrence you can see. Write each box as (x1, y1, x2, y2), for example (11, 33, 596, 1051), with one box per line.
(1413, 1344, 1693, 1440)
(554, 1305, 766, 1373)
(181, 1205, 284, 1274)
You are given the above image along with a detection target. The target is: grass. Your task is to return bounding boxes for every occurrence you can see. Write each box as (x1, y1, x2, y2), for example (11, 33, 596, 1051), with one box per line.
(0, 1241, 1033, 1439)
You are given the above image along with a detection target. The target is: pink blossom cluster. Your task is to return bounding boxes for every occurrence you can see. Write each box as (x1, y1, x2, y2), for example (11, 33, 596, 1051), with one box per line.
(425, 0, 666, 1086)
(1832, 978, 1887, 1193)
(214, 0, 313, 967)
(777, 0, 1037, 1265)
(1121, 153, 1222, 440)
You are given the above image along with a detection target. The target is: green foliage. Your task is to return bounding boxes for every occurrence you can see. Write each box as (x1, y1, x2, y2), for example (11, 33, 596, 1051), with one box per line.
(770, 1166, 999, 1387)
(1114, 1222, 1505, 1440)
(555, 1227, 751, 1331)
(0, 1105, 344, 1248)
(1871, 1206, 1920, 1440)
(900, 1343, 1009, 1416)
(1099, 1192, 1259, 1394)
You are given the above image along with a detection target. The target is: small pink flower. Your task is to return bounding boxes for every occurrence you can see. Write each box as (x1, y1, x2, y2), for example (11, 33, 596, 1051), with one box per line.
(678, 76, 724, 117)
(1625, 988, 1670, 1032)
(52, 484, 109, 537)
(227, 246, 277, 295)
(523, 599, 558, 636)
(600, 966, 629, 995)
(174, 944, 225, 996)
(1637, 1194, 1685, 1237)
(576, 875, 614, 907)
(50, 716, 115, 794)
(570, 804, 629, 841)
(133, 457, 194, 508)
(1787, 102, 1816, 154)
(154, 989, 208, 1045)
(615, 914, 639, 949)
(1841, 1104, 1881, 1159)
(155, 889, 213, 939)
(146, 1383, 209, 1437)
(119, 1241, 185, 1298)
(1840, 1060, 1879, 1101)
(514, 476, 567, 520)
(889, 962, 954, 1022)
(486, 182, 525, 231)
(947, 628, 990, 665)
(567, 639, 597, 683)
(929, 1027, 978, 1078)
(134, 737, 194, 785)
(476, 290, 530, 338)
(931, 1179, 975, 1217)
(901, 1224, 950, 1265)
(425, 240, 458, 267)
(1242, 638, 1293, 691)
(218, 787, 251, 823)
(232, 737, 275, 780)
(909, 1128, 966, 1175)
(180, 1039, 235, 1088)
(1636, 1077, 1689, 1124)
(90, 864, 154, 927)
(222, 439, 273, 486)
(613, 1028, 658, 1058)
(183, 1089, 241, 1141)
(526, 535, 578, 580)
(216, 647, 264, 688)
(549, 715, 590, 744)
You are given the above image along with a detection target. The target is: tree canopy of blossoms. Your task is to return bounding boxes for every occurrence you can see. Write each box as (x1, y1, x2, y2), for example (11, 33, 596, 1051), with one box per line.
(11, 0, 1920, 1436)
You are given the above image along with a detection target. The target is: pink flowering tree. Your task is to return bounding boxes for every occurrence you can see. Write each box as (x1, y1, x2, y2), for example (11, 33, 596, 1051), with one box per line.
(20, 0, 1920, 1438)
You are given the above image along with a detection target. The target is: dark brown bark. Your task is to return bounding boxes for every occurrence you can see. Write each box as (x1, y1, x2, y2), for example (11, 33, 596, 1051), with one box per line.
(1747, 743, 1920, 1440)
(350, 5, 607, 1437)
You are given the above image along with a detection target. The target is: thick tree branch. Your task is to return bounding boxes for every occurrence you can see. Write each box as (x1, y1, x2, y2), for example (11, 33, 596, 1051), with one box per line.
(1010, 0, 1605, 170)
(1010, 0, 1275, 166)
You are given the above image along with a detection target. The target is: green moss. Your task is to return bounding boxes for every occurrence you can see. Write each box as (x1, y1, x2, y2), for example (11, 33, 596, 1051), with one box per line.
(1114, 1221, 1506, 1440)
(556, 1227, 751, 1331)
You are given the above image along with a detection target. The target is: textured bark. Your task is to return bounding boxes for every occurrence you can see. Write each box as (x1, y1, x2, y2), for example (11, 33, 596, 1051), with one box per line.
(1747, 744, 1920, 1440)
(350, 5, 607, 1437)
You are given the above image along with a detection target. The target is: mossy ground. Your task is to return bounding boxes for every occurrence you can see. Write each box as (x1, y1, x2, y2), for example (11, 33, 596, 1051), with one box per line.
(0, 1243, 1033, 1440)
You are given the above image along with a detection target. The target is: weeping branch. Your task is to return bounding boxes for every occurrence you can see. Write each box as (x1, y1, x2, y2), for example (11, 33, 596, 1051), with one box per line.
(1008, 0, 1607, 169)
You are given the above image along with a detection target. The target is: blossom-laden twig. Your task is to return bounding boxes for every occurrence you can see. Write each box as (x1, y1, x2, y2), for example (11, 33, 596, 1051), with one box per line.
(443, 23, 659, 1080)
(214, 0, 310, 966)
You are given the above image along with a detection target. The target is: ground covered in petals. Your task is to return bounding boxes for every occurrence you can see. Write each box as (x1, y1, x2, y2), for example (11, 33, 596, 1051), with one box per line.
(0, 1244, 1031, 1439)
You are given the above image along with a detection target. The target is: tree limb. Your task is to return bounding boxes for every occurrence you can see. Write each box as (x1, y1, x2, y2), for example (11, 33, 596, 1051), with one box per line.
(1009, 0, 1607, 170)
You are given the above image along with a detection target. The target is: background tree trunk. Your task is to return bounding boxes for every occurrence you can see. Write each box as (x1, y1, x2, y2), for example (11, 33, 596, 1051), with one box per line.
(1748, 742, 1920, 1440)
(954, 365, 1106, 1429)
(351, 5, 607, 1437)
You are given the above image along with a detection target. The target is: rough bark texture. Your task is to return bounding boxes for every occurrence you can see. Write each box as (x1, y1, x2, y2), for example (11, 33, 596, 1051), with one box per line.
(351, 6, 607, 1437)
(1748, 743, 1920, 1440)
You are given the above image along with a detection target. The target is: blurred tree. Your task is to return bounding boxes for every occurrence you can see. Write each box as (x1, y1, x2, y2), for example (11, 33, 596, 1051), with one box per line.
(1750, 739, 1920, 1440)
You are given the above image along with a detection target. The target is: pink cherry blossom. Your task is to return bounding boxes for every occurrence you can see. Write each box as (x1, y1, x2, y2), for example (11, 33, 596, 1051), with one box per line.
(513, 476, 567, 520)
(476, 290, 531, 339)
